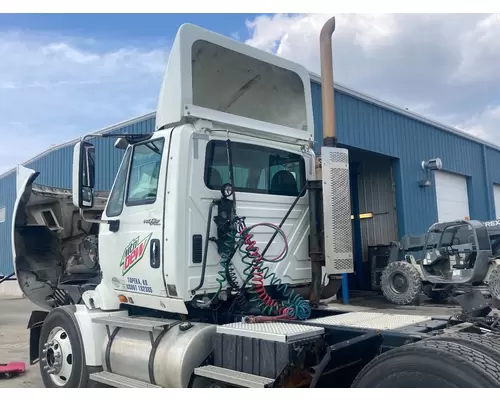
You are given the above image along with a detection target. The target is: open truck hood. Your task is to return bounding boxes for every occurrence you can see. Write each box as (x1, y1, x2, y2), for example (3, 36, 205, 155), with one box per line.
(12, 165, 107, 310)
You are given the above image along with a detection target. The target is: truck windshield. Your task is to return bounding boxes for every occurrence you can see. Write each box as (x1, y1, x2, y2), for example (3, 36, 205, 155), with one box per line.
(106, 146, 133, 217)
(105, 138, 164, 217)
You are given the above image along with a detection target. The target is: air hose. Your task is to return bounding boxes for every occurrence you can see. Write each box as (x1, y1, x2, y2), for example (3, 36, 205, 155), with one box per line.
(196, 136, 311, 319)
(196, 197, 311, 318)
(203, 214, 241, 306)
(236, 218, 312, 320)
(215, 230, 240, 294)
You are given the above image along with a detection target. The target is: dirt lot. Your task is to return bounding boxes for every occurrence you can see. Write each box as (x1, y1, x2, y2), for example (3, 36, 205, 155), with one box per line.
(0, 298, 42, 388)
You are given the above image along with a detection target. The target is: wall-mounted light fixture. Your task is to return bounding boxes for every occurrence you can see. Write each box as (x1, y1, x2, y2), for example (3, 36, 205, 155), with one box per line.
(419, 158, 443, 188)
(421, 158, 443, 171)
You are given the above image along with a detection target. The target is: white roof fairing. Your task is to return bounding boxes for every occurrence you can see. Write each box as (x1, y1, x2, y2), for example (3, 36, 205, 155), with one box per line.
(155, 23, 314, 144)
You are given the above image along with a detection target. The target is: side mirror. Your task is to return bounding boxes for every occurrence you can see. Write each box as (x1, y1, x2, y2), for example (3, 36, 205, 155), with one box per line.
(72, 141, 95, 209)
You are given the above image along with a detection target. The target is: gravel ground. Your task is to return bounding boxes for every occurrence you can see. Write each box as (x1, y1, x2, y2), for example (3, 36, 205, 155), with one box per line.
(0, 298, 43, 388)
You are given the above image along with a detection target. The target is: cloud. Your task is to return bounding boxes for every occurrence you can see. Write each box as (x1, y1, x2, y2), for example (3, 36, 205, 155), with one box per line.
(244, 13, 500, 143)
(455, 104, 500, 142)
(2, 14, 500, 176)
(0, 31, 169, 175)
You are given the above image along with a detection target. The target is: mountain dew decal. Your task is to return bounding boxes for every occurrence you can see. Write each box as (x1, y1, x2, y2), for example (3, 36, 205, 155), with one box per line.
(121, 233, 152, 276)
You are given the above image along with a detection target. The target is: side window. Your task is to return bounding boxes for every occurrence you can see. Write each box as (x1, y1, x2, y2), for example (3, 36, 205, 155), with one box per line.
(106, 147, 133, 218)
(126, 139, 164, 206)
(204, 140, 306, 197)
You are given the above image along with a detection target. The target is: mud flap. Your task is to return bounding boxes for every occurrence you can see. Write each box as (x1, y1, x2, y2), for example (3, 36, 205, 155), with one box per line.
(27, 310, 49, 365)
(309, 331, 383, 388)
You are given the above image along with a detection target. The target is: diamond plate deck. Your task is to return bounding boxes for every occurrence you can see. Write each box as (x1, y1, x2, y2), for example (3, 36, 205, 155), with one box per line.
(309, 312, 432, 330)
(89, 371, 160, 388)
(216, 322, 324, 343)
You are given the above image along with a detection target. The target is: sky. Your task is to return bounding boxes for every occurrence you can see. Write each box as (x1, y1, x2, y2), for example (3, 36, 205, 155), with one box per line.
(0, 13, 499, 175)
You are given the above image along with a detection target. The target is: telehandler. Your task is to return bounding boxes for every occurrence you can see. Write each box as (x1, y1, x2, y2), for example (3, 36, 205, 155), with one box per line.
(381, 219, 500, 305)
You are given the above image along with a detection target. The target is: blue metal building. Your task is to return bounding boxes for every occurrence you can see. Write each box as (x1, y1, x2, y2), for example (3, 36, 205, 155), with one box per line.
(2, 75, 500, 291)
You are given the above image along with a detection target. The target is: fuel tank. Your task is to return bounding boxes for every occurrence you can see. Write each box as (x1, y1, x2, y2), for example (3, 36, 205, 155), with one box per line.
(101, 319, 216, 388)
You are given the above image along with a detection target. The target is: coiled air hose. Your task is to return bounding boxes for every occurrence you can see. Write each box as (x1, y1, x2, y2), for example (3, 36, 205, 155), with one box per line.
(236, 218, 311, 320)
(194, 136, 311, 319)
(213, 229, 240, 298)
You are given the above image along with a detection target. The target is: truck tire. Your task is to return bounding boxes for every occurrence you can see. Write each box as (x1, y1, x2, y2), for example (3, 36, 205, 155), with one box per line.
(351, 338, 500, 387)
(39, 306, 103, 388)
(380, 261, 422, 305)
(424, 332, 500, 362)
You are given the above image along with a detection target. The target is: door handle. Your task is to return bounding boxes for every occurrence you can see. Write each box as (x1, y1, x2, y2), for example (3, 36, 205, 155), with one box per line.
(109, 220, 120, 233)
(150, 239, 161, 269)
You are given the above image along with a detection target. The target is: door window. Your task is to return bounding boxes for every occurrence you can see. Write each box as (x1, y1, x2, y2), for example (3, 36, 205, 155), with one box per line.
(126, 139, 165, 206)
(204, 140, 306, 197)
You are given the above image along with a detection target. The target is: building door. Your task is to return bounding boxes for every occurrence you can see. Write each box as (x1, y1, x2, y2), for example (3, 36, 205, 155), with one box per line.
(434, 170, 470, 222)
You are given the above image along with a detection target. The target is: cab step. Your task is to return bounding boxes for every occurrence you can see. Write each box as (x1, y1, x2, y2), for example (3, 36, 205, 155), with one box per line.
(194, 365, 275, 388)
(92, 315, 177, 332)
(89, 371, 160, 388)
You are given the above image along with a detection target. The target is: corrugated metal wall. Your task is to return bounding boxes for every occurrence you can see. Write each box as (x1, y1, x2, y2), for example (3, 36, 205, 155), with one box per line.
(0, 115, 155, 276)
(2, 81, 500, 275)
(310, 81, 498, 236)
(24, 117, 156, 190)
(0, 173, 16, 276)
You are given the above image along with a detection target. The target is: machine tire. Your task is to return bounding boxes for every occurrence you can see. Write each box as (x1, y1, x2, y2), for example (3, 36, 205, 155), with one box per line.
(38, 306, 103, 388)
(351, 339, 500, 387)
(488, 264, 500, 300)
(422, 283, 452, 303)
(380, 261, 422, 305)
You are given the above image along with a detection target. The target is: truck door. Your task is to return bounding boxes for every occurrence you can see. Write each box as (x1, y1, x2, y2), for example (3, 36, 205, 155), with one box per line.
(99, 136, 168, 298)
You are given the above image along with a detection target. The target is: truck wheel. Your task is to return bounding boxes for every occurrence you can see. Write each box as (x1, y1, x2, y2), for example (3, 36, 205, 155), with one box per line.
(351, 338, 500, 387)
(425, 333, 500, 363)
(380, 261, 422, 305)
(39, 306, 101, 388)
(422, 283, 452, 303)
(487, 264, 500, 300)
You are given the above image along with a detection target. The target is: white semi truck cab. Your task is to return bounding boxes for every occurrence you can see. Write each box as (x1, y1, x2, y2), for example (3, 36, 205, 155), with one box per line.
(12, 19, 500, 389)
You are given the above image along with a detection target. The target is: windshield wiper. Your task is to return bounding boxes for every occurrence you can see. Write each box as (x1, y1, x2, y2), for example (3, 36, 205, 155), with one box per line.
(145, 143, 161, 155)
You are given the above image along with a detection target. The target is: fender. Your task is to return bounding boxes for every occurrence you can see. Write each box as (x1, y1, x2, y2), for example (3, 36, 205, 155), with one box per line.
(27, 310, 49, 365)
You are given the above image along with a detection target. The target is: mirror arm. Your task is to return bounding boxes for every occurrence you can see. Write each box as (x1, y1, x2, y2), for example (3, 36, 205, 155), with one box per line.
(79, 209, 109, 225)
(81, 132, 104, 141)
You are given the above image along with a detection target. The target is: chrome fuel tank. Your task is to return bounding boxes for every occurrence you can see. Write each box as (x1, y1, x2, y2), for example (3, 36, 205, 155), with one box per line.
(101, 318, 216, 387)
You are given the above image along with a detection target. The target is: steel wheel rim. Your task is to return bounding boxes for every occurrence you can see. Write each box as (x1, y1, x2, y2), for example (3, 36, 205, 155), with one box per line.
(41, 326, 74, 386)
(390, 272, 409, 294)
